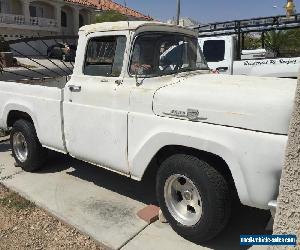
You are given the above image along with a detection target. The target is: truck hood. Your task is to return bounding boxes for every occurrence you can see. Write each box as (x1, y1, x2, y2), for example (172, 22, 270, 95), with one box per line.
(153, 74, 297, 134)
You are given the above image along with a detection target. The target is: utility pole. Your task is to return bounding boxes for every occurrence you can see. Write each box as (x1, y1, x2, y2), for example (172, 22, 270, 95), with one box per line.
(176, 0, 181, 25)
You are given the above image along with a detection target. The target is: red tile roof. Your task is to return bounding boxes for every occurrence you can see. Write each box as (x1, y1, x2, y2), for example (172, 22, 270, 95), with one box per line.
(65, 0, 152, 20)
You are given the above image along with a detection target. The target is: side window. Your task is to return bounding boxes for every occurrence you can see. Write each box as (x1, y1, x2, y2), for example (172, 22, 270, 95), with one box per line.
(84, 36, 126, 77)
(203, 40, 225, 62)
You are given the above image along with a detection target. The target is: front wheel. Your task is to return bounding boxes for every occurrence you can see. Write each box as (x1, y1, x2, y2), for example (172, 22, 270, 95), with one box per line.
(156, 154, 231, 243)
(10, 119, 47, 172)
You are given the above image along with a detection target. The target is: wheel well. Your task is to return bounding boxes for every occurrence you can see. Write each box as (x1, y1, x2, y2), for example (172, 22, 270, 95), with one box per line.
(7, 111, 34, 127)
(144, 145, 237, 195)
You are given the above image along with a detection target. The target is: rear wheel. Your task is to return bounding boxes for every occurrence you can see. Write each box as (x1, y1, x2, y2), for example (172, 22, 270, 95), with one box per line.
(10, 119, 47, 172)
(156, 154, 231, 243)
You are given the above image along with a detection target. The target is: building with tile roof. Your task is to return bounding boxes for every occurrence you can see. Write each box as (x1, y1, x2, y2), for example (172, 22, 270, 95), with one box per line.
(0, 0, 151, 41)
(67, 0, 152, 20)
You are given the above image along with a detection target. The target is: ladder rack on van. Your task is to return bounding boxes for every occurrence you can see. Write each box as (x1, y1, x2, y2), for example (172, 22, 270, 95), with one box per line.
(195, 14, 300, 37)
(195, 14, 300, 59)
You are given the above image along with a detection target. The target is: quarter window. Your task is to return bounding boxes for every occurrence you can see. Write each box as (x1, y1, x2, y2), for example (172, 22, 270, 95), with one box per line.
(84, 36, 127, 77)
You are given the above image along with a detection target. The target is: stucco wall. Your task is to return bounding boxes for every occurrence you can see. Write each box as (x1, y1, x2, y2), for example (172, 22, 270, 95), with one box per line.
(271, 77, 300, 249)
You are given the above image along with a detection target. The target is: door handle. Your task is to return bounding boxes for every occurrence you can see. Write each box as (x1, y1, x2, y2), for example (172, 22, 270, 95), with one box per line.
(216, 67, 229, 72)
(69, 85, 81, 92)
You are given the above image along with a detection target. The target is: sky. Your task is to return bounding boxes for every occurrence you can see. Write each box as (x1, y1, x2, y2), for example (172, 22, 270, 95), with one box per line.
(114, 0, 300, 23)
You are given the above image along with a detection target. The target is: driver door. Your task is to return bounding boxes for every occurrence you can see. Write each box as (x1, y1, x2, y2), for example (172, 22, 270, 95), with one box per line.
(63, 32, 131, 174)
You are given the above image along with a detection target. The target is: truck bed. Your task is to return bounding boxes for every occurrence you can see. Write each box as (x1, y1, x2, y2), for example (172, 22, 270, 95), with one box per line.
(5, 77, 68, 89)
(0, 78, 66, 153)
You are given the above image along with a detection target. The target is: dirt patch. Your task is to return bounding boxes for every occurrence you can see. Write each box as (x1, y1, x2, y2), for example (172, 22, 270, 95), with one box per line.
(0, 184, 104, 250)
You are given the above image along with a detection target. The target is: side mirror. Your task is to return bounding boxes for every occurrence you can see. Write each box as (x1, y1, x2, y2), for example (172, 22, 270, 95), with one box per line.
(134, 68, 140, 87)
(132, 64, 143, 87)
(132, 64, 151, 87)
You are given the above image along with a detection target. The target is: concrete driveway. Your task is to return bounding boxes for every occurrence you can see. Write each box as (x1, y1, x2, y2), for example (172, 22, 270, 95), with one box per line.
(0, 138, 270, 250)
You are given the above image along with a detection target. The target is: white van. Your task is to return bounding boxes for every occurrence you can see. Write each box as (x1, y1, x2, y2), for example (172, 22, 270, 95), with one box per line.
(199, 35, 300, 78)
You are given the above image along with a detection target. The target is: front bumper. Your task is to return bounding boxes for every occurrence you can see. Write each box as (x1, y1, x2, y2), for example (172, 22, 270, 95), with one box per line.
(268, 200, 278, 218)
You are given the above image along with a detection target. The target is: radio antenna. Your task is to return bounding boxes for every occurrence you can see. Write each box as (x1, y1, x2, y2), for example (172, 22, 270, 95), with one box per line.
(124, 0, 130, 27)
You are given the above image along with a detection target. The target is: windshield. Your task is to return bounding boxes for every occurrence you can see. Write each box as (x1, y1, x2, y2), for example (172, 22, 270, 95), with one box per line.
(130, 33, 209, 77)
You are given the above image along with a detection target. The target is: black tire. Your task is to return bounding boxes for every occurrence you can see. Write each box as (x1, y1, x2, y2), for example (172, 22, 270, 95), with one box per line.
(10, 119, 47, 172)
(156, 154, 231, 243)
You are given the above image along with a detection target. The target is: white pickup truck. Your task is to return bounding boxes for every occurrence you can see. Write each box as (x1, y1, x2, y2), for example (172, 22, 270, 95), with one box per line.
(0, 21, 297, 242)
(198, 35, 300, 78)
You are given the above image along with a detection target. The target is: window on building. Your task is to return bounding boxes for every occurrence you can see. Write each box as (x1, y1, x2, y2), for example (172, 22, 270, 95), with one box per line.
(29, 6, 44, 18)
(84, 36, 127, 77)
(0, 0, 5, 13)
(202, 40, 225, 62)
(61, 11, 67, 27)
(79, 14, 84, 28)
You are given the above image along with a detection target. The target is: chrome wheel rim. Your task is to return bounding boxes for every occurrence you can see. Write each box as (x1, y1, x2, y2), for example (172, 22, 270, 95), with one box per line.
(12, 132, 28, 162)
(164, 174, 203, 226)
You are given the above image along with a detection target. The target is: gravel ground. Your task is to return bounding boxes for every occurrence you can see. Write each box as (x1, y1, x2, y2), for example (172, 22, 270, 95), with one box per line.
(0, 184, 104, 250)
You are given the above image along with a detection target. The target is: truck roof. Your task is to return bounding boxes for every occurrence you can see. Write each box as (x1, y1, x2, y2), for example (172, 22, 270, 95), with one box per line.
(79, 21, 197, 36)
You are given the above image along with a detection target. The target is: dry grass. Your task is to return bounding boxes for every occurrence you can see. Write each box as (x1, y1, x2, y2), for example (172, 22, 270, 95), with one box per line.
(0, 184, 104, 250)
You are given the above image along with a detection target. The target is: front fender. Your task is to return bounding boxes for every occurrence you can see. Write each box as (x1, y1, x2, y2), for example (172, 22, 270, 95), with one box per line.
(129, 131, 250, 206)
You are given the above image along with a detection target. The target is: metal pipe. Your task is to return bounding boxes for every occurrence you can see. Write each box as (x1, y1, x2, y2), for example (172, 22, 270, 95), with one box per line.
(195, 13, 300, 36)
(197, 24, 300, 37)
(241, 33, 245, 50)
(176, 0, 181, 25)
(237, 22, 241, 60)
